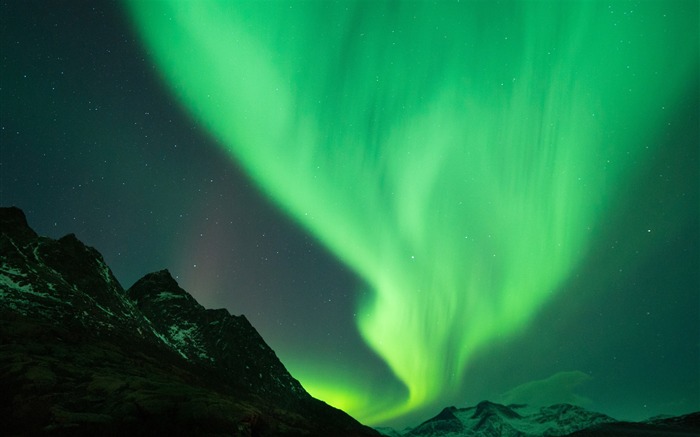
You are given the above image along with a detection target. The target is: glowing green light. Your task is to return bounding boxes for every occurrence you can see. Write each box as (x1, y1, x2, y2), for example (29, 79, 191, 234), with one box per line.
(126, 0, 697, 424)
(286, 357, 408, 424)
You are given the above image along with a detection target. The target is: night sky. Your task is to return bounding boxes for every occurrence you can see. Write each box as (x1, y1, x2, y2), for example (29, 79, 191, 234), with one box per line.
(1, 0, 698, 429)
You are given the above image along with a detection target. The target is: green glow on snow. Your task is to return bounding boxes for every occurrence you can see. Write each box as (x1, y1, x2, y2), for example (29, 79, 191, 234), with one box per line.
(126, 0, 697, 424)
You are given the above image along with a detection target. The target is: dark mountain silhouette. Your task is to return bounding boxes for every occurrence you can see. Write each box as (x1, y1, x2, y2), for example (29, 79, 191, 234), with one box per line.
(0, 206, 378, 436)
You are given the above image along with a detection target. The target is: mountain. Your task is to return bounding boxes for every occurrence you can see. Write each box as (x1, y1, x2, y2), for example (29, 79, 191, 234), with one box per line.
(0, 206, 379, 436)
(378, 401, 699, 437)
(398, 401, 614, 437)
(567, 412, 700, 436)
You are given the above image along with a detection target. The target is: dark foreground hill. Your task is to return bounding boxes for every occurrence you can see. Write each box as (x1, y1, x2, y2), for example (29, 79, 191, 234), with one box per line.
(0, 207, 378, 437)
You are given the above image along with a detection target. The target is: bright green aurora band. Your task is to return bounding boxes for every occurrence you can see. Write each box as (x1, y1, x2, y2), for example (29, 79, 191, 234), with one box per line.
(127, 1, 696, 425)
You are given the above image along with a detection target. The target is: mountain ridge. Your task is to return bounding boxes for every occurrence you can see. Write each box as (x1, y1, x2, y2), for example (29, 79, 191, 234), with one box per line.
(0, 206, 378, 436)
(378, 400, 699, 437)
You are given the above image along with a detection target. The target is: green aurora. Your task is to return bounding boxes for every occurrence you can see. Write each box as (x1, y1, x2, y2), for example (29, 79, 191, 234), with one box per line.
(126, 0, 697, 424)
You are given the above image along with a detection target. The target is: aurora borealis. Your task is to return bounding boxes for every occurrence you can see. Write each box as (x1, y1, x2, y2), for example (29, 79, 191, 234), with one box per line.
(124, 0, 697, 423)
(2, 0, 699, 429)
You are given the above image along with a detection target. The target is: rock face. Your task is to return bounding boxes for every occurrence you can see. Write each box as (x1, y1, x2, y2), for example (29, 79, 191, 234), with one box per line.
(0, 207, 378, 436)
(386, 401, 699, 437)
(127, 270, 308, 403)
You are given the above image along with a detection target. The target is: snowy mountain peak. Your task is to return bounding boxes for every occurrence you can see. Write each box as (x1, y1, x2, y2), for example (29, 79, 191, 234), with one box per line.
(472, 400, 522, 420)
(386, 400, 698, 437)
(129, 268, 200, 307)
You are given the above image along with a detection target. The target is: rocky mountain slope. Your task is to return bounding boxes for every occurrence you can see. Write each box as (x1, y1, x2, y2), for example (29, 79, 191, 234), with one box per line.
(378, 401, 699, 437)
(0, 206, 378, 436)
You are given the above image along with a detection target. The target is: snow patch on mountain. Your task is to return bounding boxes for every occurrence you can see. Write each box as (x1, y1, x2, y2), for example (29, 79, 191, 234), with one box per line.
(155, 291, 186, 301)
(166, 321, 213, 362)
(0, 268, 63, 305)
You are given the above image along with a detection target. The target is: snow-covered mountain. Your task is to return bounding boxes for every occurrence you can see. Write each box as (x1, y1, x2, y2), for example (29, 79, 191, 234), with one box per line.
(378, 401, 699, 437)
(399, 401, 614, 437)
(0, 206, 379, 436)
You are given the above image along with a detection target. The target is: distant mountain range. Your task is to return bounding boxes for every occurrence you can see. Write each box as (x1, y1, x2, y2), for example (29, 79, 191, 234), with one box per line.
(377, 400, 699, 436)
(1, 206, 698, 437)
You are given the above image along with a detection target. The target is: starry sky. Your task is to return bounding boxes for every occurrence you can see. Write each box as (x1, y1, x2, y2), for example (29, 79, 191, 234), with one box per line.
(1, 0, 698, 429)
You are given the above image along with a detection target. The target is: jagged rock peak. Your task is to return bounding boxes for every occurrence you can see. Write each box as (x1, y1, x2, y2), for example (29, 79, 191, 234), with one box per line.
(473, 400, 521, 419)
(407, 405, 463, 436)
(139, 269, 179, 287)
(433, 406, 458, 421)
(54, 232, 107, 263)
(128, 269, 193, 302)
(0, 206, 38, 241)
